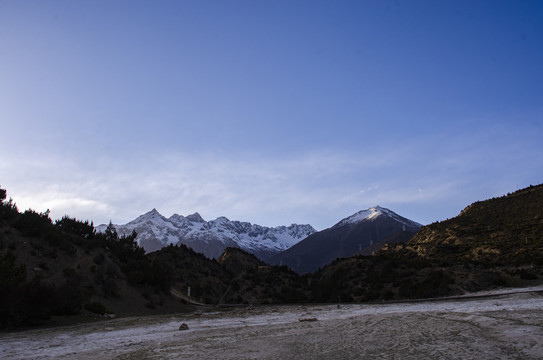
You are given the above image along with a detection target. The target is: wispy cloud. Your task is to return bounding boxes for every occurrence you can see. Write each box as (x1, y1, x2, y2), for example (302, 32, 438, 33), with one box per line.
(1, 121, 541, 230)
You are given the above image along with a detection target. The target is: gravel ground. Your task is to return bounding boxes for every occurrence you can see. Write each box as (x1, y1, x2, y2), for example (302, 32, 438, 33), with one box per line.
(2, 289, 543, 360)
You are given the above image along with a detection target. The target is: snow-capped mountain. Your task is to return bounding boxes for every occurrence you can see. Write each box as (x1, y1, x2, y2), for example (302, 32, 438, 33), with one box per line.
(96, 209, 316, 260)
(269, 206, 422, 274)
(333, 206, 421, 229)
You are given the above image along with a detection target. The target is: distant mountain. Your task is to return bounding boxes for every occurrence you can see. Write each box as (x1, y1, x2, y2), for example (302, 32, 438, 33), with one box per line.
(96, 210, 316, 259)
(269, 206, 422, 274)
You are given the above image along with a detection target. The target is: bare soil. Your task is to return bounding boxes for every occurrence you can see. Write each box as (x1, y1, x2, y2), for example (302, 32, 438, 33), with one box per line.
(2, 288, 543, 360)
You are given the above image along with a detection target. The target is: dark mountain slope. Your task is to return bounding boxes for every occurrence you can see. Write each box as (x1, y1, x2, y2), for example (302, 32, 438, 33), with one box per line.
(150, 246, 307, 305)
(269, 206, 421, 274)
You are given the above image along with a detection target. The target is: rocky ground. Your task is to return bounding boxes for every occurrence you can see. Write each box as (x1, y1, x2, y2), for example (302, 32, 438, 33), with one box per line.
(2, 287, 543, 360)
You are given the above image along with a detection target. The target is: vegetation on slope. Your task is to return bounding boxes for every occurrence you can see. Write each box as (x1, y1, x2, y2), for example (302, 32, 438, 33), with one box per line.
(0, 186, 307, 329)
(2, 183, 542, 329)
(407, 184, 543, 266)
(0, 187, 182, 328)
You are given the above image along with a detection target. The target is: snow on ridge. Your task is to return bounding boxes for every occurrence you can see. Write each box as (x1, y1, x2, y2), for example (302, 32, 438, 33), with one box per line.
(333, 206, 380, 228)
(98, 209, 317, 254)
(333, 206, 421, 229)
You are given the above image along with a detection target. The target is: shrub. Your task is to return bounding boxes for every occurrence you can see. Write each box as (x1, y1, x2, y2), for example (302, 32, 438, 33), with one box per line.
(93, 253, 105, 265)
(102, 278, 119, 298)
(518, 269, 538, 280)
(84, 301, 107, 315)
(14, 209, 52, 237)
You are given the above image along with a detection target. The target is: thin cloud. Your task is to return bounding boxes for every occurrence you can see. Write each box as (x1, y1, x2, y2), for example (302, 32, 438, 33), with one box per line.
(1, 122, 541, 229)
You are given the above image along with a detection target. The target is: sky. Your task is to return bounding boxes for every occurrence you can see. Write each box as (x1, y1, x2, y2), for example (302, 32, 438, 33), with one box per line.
(1, 0, 542, 230)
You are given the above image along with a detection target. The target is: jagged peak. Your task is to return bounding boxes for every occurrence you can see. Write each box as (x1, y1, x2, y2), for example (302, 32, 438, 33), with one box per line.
(186, 212, 204, 222)
(212, 216, 231, 224)
(135, 208, 164, 221)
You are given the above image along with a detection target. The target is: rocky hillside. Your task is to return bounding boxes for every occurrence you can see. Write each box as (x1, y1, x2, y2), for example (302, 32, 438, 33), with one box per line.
(406, 184, 543, 266)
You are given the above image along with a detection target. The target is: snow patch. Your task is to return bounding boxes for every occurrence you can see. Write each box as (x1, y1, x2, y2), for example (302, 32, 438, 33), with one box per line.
(333, 206, 421, 229)
(97, 209, 316, 256)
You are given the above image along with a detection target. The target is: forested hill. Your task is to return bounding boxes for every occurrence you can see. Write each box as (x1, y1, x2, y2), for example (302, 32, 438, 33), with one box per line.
(0, 186, 192, 329)
(406, 184, 543, 265)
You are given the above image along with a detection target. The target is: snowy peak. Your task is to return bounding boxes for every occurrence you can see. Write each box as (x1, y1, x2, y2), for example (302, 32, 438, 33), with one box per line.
(186, 212, 204, 223)
(270, 206, 422, 274)
(98, 209, 317, 259)
(333, 206, 421, 229)
(131, 208, 167, 223)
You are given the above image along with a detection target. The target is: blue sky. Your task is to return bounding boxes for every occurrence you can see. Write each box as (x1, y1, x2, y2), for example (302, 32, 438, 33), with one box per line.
(1, 0, 542, 230)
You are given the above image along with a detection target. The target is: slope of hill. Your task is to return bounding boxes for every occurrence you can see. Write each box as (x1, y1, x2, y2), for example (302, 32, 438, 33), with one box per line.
(149, 246, 307, 305)
(269, 206, 421, 274)
(307, 185, 543, 302)
(0, 194, 194, 328)
(0, 186, 308, 329)
(97, 210, 316, 260)
(406, 184, 543, 266)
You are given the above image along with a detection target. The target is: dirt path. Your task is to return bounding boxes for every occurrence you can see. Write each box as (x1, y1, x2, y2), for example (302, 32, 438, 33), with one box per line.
(2, 290, 543, 359)
(169, 288, 210, 307)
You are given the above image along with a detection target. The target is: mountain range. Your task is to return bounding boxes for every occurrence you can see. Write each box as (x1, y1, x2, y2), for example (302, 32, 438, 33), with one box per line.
(2, 183, 542, 329)
(269, 206, 422, 273)
(98, 206, 422, 268)
(96, 210, 316, 259)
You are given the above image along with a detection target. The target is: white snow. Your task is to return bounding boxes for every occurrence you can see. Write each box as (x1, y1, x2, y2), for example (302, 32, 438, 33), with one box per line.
(96, 205, 421, 258)
(96, 209, 316, 256)
(333, 205, 421, 229)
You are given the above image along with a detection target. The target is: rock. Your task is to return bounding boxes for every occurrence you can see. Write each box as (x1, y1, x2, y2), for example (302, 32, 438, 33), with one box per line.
(179, 323, 189, 331)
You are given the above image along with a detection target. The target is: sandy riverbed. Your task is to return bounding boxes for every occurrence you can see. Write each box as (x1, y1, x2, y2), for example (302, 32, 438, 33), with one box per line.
(2, 289, 543, 359)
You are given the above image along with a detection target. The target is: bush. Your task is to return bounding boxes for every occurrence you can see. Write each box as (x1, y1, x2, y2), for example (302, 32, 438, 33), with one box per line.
(84, 301, 107, 315)
(14, 209, 52, 237)
(519, 269, 538, 280)
(55, 216, 95, 240)
(102, 278, 119, 298)
(54, 281, 82, 315)
(93, 253, 105, 265)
